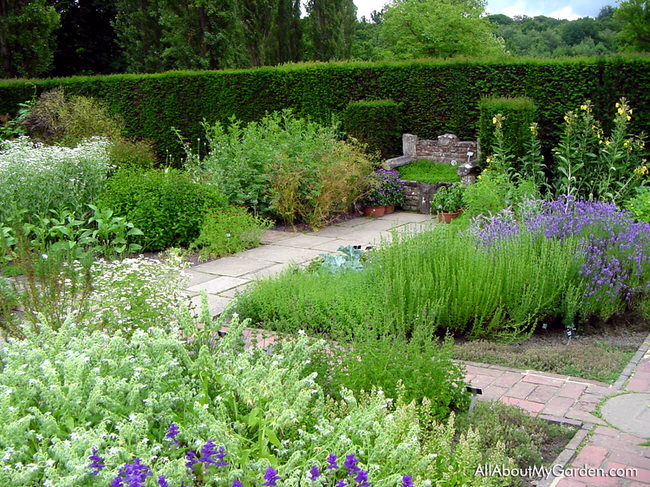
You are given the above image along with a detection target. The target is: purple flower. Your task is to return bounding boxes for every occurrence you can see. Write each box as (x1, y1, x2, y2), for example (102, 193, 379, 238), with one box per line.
(326, 453, 339, 470)
(233, 481, 243, 487)
(309, 466, 321, 480)
(355, 469, 371, 487)
(88, 448, 105, 477)
(402, 476, 414, 487)
(166, 423, 180, 446)
(199, 440, 228, 468)
(263, 466, 282, 486)
(344, 454, 360, 474)
(158, 476, 169, 487)
(111, 458, 151, 487)
(185, 449, 198, 471)
(336, 481, 347, 487)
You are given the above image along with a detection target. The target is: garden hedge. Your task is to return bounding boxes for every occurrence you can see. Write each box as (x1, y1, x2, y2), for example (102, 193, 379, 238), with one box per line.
(1, 56, 649, 162)
(342, 99, 401, 158)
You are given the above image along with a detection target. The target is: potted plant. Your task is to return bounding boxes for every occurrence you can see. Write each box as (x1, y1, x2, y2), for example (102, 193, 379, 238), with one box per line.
(431, 182, 465, 223)
(376, 168, 405, 213)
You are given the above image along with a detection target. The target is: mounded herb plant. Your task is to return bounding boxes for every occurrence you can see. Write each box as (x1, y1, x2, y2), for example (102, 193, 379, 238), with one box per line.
(398, 160, 460, 184)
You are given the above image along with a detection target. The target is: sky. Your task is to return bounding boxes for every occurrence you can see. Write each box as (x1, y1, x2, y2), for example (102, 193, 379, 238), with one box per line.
(353, 0, 616, 20)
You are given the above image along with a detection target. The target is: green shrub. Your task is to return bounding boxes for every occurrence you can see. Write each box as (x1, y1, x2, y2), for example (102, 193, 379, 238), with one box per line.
(187, 110, 373, 228)
(462, 171, 539, 218)
(191, 206, 273, 260)
(0, 137, 111, 222)
(19, 87, 123, 146)
(479, 96, 536, 167)
(97, 169, 226, 251)
(1, 57, 648, 162)
(108, 137, 158, 172)
(398, 160, 460, 184)
(310, 325, 469, 422)
(431, 182, 466, 213)
(342, 99, 401, 159)
(626, 187, 650, 222)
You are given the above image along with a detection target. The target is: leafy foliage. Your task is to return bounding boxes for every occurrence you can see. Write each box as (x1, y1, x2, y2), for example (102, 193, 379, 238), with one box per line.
(0, 0, 60, 78)
(97, 169, 226, 251)
(380, 0, 505, 59)
(191, 206, 273, 260)
(479, 96, 537, 167)
(0, 312, 512, 485)
(187, 111, 373, 228)
(626, 187, 650, 222)
(431, 183, 466, 213)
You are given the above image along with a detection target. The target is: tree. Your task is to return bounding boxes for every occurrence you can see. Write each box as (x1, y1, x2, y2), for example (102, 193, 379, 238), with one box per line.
(112, 0, 167, 73)
(50, 0, 124, 76)
(305, 0, 356, 60)
(380, 0, 505, 59)
(239, 0, 278, 66)
(273, 0, 302, 64)
(0, 0, 60, 78)
(615, 0, 650, 51)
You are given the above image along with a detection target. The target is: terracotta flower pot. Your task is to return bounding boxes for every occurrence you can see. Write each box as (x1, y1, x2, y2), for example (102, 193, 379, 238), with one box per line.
(363, 205, 386, 218)
(437, 210, 461, 224)
(385, 205, 395, 214)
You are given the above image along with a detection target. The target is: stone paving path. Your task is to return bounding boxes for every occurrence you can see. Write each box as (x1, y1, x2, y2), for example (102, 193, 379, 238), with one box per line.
(181, 211, 650, 487)
(183, 211, 434, 316)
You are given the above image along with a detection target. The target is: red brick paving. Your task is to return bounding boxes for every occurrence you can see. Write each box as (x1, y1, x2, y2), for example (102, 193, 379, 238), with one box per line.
(464, 334, 650, 486)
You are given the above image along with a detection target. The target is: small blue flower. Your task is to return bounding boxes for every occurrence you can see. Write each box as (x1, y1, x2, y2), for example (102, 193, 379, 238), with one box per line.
(166, 423, 180, 446)
(233, 481, 243, 487)
(309, 466, 321, 480)
(88, 448, 105, 477)
(185, 449, 198, 471)
(199, 440, 228, 468)
(355, 469, 371, 487)
(158, 475, 169, 487)
(402, 476, 414, 487)
(262, 466, 282, 486)
(344, 454, 360, 474)
(336, 480, 347, 487)
(326, 453, 339, 470)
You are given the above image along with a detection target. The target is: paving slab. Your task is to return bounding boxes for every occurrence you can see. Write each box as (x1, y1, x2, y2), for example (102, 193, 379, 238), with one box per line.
(188, 294, 231, 317)
(238, 244, 323, 264)
(277, 234, 339, 249)
(600, 393, 650, 438)
(193, 256, 278, 277)
(186, 270, 219, 287)
(187, 276, 250, 295)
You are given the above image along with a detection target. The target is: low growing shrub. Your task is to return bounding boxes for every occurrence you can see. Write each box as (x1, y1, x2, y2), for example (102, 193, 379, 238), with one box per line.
(397, 160, 460, 184)
(98, 169, 227, 251)
(626, 186, 650, 223)
(108, 137, 158, 172)
(191, 206, 273, 260)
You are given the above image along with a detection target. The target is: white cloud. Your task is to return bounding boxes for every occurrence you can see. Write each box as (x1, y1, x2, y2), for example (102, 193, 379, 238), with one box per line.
(501, 1, 541, 17)
(549, 6, 581, 19)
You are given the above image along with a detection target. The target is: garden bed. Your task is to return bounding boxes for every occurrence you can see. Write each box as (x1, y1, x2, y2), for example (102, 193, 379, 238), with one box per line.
(396, 160, 463, 213)
(453, 318, 648, 383)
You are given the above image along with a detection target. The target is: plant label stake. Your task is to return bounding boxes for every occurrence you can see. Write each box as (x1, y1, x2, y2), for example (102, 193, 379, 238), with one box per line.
(565, 327, 574, 346)
(466, 385, 482, 413)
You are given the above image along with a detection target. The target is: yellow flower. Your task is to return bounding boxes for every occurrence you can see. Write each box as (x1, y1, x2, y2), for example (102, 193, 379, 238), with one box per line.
(627, 115, 631, 121)
(634, 165, 648, 176)
(580, 104, 588, 111)
(529, 123, 538, 135)
(616, 102, 620, 108)
(492, 117, 498, 125)
(605, 140, 610, 146)
(486, 156, 492, 163)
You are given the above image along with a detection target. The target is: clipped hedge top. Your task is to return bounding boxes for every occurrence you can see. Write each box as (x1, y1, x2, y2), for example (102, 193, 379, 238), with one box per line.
(2, 54, 649, 86)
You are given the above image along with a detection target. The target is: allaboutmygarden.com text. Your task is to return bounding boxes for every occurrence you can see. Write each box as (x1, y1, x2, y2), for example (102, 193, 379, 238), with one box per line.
(475, 463, 638, 480)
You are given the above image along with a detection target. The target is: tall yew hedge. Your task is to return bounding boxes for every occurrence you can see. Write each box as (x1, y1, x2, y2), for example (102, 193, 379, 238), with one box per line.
(1, 57, 649, 160)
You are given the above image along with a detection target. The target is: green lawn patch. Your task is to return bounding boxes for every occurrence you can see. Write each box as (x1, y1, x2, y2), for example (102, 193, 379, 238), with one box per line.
(397, 160, 460, 184)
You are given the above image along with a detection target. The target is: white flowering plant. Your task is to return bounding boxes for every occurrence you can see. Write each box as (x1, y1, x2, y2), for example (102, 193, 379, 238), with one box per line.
(0, 137, 112, 222)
